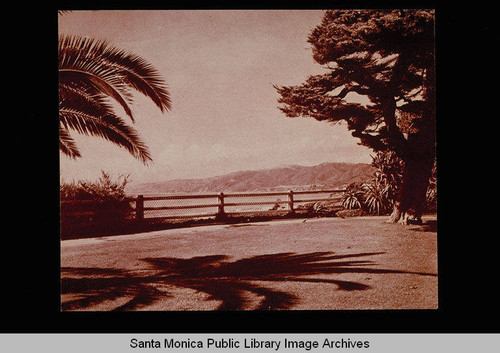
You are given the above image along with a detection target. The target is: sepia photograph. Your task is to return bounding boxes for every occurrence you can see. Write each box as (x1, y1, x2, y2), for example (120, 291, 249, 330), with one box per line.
(59, 9, 437, 312)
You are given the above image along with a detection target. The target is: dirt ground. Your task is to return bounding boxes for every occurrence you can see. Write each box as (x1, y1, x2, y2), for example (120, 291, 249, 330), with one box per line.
(60, 215, 438, 311)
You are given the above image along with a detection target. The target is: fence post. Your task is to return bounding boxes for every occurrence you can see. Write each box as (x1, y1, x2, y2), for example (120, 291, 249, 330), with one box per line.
(216, 192, 227, 220)
(136, 195, 144, 222)
(288, 190, 295, 215)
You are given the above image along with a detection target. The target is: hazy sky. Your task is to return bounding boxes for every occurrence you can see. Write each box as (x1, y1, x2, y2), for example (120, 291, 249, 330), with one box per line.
(58, 10, 373, 186)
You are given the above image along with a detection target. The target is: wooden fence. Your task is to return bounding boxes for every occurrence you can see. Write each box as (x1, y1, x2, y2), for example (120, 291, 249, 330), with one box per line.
(60, 189, 346, 237)
(134, 189, 345, 222)
(60, 189, 345, 224)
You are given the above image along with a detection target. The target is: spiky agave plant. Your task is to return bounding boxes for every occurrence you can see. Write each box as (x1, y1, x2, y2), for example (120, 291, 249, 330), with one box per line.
(341, 183, 364, 210)
(58, 35, 172, 164)
(362, 181, 391, 215)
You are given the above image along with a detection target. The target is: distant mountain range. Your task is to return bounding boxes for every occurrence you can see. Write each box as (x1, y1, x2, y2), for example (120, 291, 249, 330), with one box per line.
(126, 162, 375, 195)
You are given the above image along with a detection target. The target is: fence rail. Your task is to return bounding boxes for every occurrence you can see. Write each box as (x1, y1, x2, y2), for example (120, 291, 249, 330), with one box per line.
(60, 189, 346, 224)
(136, 189, 345, 221)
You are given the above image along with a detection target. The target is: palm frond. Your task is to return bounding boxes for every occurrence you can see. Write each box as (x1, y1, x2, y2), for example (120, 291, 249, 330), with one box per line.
(99, 44, 172, 112)
(59, 125, 81, 159)
(59, 65, 135, 122)
(59, 35, 171, 113)
(59, 104, 152, 164)
(59, 82, 122, 125)
(58, 34, 171, 164)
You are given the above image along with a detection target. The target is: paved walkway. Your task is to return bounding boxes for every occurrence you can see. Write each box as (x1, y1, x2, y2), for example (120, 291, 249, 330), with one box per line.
(61, 215, 438, 311)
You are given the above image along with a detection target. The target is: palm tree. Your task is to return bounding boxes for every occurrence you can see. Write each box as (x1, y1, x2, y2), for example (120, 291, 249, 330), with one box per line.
(59, 34, 172, 164)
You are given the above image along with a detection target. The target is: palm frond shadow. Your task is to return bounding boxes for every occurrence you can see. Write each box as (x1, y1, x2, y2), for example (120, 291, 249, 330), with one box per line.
(61, 251, 436, 311)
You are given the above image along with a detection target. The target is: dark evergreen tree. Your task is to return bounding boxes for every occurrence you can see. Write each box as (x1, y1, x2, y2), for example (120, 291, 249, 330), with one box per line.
(275, 10, 435, 224)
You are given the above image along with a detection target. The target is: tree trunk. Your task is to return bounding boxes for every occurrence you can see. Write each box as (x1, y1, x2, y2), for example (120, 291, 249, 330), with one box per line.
(389, 108, 435, 224)
(389, 57, 436, 225)
(389, 153, 434, 224)
(386, 113, 436, 223)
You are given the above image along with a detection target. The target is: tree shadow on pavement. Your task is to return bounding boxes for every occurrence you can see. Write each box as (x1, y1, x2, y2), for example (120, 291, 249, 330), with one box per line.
(410, 219, 438, 232)
(61, 251, 436, 311)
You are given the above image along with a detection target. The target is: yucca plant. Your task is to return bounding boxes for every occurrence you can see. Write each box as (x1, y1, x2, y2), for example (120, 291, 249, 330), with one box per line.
(371, 151, 404, 188)
(362, 181, 390, 215)
(58, 34, 172, 164)
(341, 183, 364, 210)
(425, 161, 437, 211)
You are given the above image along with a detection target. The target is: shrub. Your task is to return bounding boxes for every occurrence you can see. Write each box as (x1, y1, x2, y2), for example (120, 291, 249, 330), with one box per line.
(60, 171, 134, 236)
(336, 209, 366, 218)
(60, 171, 130, 201)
